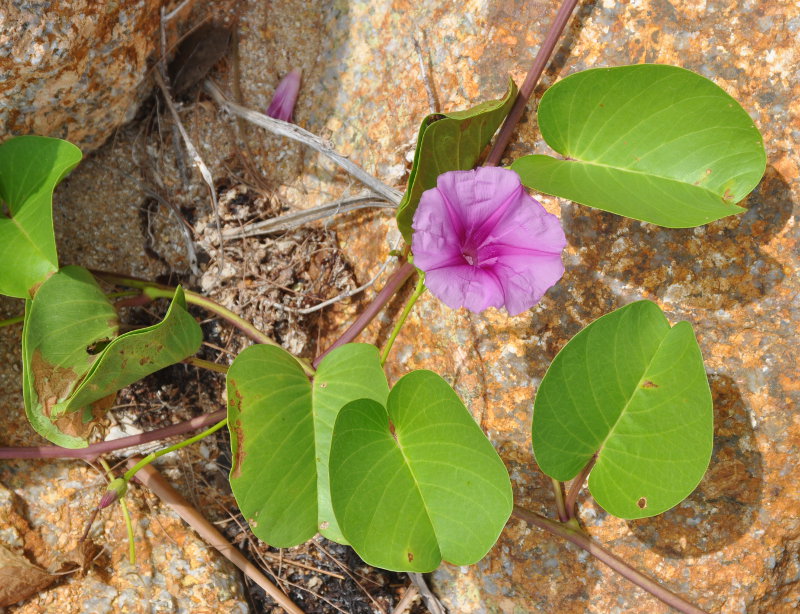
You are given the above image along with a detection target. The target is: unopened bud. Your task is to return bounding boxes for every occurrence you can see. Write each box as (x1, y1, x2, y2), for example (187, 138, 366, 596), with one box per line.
(99, 477, 128, 509)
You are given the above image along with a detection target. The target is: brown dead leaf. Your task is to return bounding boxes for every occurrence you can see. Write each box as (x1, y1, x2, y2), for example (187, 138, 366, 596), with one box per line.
(0, 544, 55, 607)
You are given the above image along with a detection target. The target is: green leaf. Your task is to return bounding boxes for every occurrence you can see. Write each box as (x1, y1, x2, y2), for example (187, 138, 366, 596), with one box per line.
(22, 266, 119, 448)
(396, 79, 517, 243)
(330, 370, 513, 572)
(0, 136, 82, 298)
(22, 268, 202, 448)
(532, 301, 713, 519)
(58, 286, 202, 414)
(227, 343, 389, 547)
(512, 65, 766, 227)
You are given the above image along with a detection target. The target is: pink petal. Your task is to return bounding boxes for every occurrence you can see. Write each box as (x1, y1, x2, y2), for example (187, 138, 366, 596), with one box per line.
(490, 253, 565, 315)
(483, 195, 567, 256)
(267, 69, 302, 122)
(411, 185, 464, 272)
(436, 167, 523, 235)
(411, 167, 567, 315)
(425, 265, 506, 313)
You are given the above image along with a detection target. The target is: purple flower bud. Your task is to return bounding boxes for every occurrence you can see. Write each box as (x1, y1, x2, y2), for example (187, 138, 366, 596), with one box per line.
(411, 167, 566, 315)
(99, 477, 128, 509)
(266, 69, 302, 122)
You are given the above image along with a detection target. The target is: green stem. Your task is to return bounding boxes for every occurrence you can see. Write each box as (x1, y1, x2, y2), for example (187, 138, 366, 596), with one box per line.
(98, 458, 136, 565)
(0, 315, 24, 329)
(123, 418, 228, 483)
(564, 452, 597, 521)
(551, 477, 569, 523)
(106, 290, 142, 300)
(120, 497, 136, 564)
(184, 356, 229, 374)
(380, 275, 426, 366)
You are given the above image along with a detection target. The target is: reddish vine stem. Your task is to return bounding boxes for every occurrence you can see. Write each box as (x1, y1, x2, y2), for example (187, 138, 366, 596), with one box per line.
(484, 0, 581, 166)
(0, 409, 226, 460)
(511, 506, 709, 614)
(313, 261, 416, 368)
(564, 452, 597, 520)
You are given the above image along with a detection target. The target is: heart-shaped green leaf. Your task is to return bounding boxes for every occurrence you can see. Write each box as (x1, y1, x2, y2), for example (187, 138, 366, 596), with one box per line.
(396, 79, 517, 243)
(0, 136, 82, 298)
(532, 300, 713, 519)
(512, 65, 766, 227)
(330, 370, 513, 572)
(22, 267, 202, 448)
(227, 343, 389, 547)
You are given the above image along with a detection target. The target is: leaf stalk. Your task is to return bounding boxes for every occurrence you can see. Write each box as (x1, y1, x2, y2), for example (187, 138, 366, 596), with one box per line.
(380, 274, 425, 365)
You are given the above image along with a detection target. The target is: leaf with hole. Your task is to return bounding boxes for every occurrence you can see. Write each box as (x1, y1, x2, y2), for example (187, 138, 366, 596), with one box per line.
(22, 266, 119, 447)
(532, 300, 713, 519)
(59, 286, 202, 414)
(395, 78, 517, 243)
(512, 64, 766, 227)
(0, 136, 82, 298)
(227, 343, 389, 547)
(22, 268, 201, 448)
(330, 370, 513, 572)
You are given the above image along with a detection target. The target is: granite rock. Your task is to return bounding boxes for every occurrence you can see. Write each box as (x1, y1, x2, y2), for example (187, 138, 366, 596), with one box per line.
(2, 0, 798, 612)
(0, 0, 173, 151)
(292, 1, 799, 612)
(0, 460, 249, 614)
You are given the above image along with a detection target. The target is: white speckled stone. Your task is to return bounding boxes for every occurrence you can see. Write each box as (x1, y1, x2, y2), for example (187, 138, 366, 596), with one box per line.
(0, 0, 166, 151)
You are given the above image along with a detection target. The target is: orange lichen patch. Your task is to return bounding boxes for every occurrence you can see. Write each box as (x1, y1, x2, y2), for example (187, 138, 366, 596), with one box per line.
(779, 374, 800, 392)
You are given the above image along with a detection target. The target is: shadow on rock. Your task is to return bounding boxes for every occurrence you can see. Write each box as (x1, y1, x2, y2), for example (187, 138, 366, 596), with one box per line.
(561, 165, 793, 310)
(627, 373, 763, 558)
(432, 441, 600, 613)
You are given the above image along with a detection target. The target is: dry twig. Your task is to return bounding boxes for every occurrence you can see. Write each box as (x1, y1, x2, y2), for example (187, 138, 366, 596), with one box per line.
(391, 584, 420, 614)
(204, 80, 402, 205)
(127, 460, 306, 614)
(154, 69, 225, 269)
(409, 572, 447, 614)
(222, 192, 395, 240)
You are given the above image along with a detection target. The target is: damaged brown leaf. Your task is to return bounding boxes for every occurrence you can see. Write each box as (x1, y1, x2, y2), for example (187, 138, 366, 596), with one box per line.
(0, 545, 54, 607)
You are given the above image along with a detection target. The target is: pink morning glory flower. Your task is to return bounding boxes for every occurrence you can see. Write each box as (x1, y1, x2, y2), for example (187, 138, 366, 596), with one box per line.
(267, 69, 302, 122)
(411, 167, 566, 316)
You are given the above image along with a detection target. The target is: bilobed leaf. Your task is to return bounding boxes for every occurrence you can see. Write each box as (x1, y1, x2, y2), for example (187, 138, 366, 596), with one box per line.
(59, 286, 202, 414)
(22, 266, 119, 448)
(0, 136, 82, 298)
(22, 268, 201, 448)
(532, 301, 713, 519)
(227, 343, 389, 547)
(512, 65, 766, 227)
(330, 370, 513, 572)
(396, 79, 517, 243)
